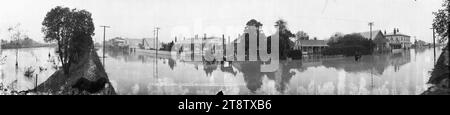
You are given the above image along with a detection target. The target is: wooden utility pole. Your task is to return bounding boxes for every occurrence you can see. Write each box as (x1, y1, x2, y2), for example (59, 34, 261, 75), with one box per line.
(368, 22, 374, 90)
(368, 22, 374, 52)
(100, 25, 110, 67)
(154, 27, 160, 52)
(431, 27, 436, 65)
(368, 22, 374, 40)
(153, 27, 160, 78)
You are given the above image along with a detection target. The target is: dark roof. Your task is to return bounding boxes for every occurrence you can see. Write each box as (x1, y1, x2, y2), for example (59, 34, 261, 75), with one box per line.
(358, 30, 383, 39)
(298, 40, 328, 47)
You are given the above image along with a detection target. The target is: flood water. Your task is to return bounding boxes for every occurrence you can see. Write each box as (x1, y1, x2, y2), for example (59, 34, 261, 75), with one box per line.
(0, 47, 58, 91)
(0, 47, 443, 95)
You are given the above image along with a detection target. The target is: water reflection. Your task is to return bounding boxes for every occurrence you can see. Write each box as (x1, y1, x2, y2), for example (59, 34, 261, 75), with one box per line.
(0, 47, 57, 91)
(107, 46, 437, 95)
(1, 46, 438, 95)
(321, 50, 411, 75)
(70, 47, 440, 94)
(227, 61, 299, 93)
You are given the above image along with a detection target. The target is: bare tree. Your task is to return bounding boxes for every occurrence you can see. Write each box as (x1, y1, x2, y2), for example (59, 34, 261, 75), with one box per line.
(7, 23, 26, 67)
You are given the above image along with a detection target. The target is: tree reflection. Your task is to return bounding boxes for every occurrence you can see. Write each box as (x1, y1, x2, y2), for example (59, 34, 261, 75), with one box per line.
(168, 58, 176, 70)
(321, 50, 411, 75)
(203, 62, 218, 76)
(228, 61, 301, 93)
(103, 46, 414, 94)
(220, 49, 411, 94)
(235, 61, 264, 93)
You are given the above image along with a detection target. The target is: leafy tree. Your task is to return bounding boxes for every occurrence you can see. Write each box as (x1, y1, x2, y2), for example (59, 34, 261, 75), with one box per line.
(275, 19, 295, 39)
(295, 31, 309, 40)
(432, 0, 449, 44)
(21, 36, 33, 47)
(246, 19, 263, 29)
(427, 0, 449, 88)
(245, 19, 263, 59)
(42, 6, 95, 75)
(7, 23, 26, 67)
(161, 41, 175, 51)
(323, 33, 375, 56)
(328, 32, 344, 44)
(275, 19, 295, 59)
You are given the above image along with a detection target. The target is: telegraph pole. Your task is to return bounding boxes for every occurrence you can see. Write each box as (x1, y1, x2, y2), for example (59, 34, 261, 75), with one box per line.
(368, 22, 374, 93)
(153, 27, 160, 78)
(154, 27, 160, 53)
(368, 22, 374, 40)
(431, 27, 436, 65)
(100, 25, 110, 66)
(368, 22, 374, 52)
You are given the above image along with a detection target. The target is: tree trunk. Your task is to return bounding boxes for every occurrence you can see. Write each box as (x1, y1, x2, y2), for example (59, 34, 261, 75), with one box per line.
(57, 39, 67, 76)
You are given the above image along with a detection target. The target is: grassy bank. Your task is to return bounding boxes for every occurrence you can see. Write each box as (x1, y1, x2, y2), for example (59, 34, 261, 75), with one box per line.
(422, 45, 449, 95)
(33, 47, 116, 95)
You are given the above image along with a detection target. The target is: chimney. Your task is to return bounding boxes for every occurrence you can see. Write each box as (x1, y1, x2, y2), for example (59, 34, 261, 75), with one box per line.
(384, 30, 386, 35)
(393, 28, 397, 35)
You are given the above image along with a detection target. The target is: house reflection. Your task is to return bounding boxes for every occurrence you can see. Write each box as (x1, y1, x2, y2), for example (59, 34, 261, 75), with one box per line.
(321, 50, 411, 75)
(219, 50, 411, 94)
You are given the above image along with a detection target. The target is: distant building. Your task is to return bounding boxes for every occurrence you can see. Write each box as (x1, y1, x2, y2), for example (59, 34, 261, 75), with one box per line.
(124, 38, 142, 51)
(414, 39, 428, 48)
(293, 40, 328, 54)
(142, 38, 162, 50)
(176, 36, 224, 54)
(108, 37, 164, 51)
(358, 30, 390, 51)
(109, 37, 127, 47)
(385, 29, 411, 49)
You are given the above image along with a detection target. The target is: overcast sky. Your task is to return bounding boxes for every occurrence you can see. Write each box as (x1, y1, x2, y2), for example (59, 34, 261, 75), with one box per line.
(0, 0, 444, 43)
